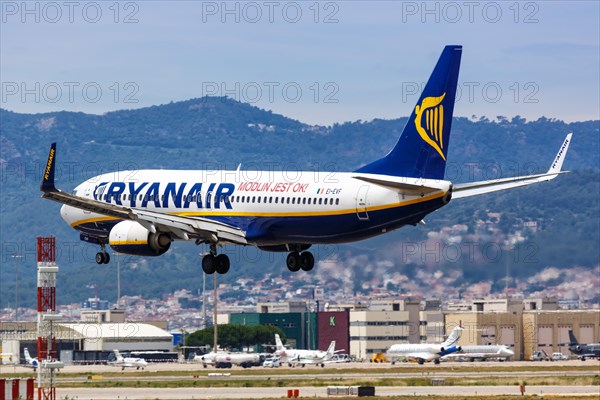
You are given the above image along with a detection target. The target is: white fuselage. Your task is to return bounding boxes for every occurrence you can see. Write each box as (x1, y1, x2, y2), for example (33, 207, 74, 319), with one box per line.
(60, 170, 452, 247)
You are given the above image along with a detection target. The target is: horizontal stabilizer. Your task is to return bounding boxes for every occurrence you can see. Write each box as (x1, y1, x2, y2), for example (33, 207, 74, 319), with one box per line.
(452, 134, 572, 199)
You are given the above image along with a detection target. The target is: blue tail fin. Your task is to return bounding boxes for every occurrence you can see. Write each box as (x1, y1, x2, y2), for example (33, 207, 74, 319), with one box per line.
(356, 45, 462, 180)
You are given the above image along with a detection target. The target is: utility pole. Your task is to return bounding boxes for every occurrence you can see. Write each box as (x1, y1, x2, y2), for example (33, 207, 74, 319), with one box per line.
(115, 253, 121, 309)
(213, 273, 218, 352)
(11, 254, 23, 321)
(201, 272, 206, 329)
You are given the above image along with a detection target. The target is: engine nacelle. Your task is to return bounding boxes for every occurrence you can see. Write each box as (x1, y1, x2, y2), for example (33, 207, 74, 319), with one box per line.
(109, 221, 171, 256)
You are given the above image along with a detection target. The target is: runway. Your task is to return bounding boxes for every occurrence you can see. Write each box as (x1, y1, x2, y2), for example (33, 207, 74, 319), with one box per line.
(56, 385, 600, 399)
(3, 360, 599, 399)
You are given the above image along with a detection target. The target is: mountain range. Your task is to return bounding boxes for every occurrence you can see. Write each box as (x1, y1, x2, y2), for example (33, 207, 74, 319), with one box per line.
(0, 97, 598, 308)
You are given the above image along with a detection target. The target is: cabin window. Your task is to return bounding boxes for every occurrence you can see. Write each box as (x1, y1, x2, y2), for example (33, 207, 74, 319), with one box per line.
(291, 198, 295, 204)
(275, 197, 278, 204)
(307, 198, 311, 205)
(264, 196, 268, 203)
(336, 198, 340, 205)
(257, 196, 261, 203)
(286, 198, 290, 204)
(317, 198, 321, 205)
(302, 198, 306, 205)
(269, 196, 273, 203)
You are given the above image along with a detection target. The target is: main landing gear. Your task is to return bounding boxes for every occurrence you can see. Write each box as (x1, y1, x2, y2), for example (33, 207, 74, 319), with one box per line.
(202, 244, 230, 275)
(286, 251, 314, 272)
(95, 244, 110, 265)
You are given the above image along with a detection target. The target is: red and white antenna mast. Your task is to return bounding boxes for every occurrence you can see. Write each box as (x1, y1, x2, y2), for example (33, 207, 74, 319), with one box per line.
(36, 237, 63, 400)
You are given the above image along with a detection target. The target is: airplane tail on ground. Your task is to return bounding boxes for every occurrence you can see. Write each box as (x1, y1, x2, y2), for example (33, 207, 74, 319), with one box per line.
(24, 348, 33, 362)
(355, 45, 462, 180)
(274, 334, 285, 351)
(441, 326, 463, 348)
(568, 330, 579, 345)
(113, 349, 124, 362)
(326, 341, 336, 358)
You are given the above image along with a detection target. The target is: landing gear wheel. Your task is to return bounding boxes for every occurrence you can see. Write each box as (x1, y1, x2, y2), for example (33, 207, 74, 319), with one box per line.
(202, 255, 216, 274)
(434, 359, 440, 365)
(300, 252, 315, 271)
(216, 254, 230, 274)
(286, 252, 301, 272)
(95, 251, 110, 264)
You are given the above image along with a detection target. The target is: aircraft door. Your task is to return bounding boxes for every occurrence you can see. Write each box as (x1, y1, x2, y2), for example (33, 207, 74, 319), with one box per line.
(83, 185, 92, 214)
(356, 185, 369, 220)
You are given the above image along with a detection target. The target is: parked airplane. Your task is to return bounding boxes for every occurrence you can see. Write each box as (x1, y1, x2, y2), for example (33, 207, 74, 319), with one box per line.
(443, 345, 514, 361)
(568, 330, 600, 360)
(274, 333, 336, 367)
(386, 326, 463, 365)
(109, 349, 148, 370)
(193, 351, 262, 368)
(40, 45, 573, 275)
(23, 348, 39, 371)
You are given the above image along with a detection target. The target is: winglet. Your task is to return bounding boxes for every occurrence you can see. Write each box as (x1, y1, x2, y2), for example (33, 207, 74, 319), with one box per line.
(548, 133, 572, 174)
(41, 143, 57, 193)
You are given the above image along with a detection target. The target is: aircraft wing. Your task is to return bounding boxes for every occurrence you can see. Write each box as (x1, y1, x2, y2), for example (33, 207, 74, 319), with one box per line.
(40, 143, 247, 245)
(452, 134, 572, 199)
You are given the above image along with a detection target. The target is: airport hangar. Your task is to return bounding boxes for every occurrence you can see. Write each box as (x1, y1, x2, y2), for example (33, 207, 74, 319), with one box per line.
(0, 311, 172, 364)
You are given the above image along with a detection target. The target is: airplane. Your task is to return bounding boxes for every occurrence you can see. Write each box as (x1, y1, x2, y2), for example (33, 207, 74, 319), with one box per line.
(443, 345, 514, 361)
(568, 330, 600, 360)
(23, 348, 39, 371)
(193, 351, 262, 368)
(274, 333, 336, 367)
(386, 326, 463, 365)
(39, 45, 573, 275)
(109, 349, 148, 370)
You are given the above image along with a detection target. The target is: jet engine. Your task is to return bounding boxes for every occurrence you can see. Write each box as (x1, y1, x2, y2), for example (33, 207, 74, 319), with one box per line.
(109, 220, 171, 256)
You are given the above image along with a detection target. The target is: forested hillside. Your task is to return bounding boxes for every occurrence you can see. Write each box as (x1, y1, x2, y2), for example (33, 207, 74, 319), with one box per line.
(0, 97, 598, 307)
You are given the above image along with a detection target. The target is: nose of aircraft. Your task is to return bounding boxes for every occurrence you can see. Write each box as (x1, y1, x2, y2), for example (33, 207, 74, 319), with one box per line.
(60, 204, 70, 224)
(501, 348, 515, 357)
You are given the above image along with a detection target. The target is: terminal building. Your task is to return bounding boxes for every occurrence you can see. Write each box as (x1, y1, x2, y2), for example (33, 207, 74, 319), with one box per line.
(223, 297, 599, 361)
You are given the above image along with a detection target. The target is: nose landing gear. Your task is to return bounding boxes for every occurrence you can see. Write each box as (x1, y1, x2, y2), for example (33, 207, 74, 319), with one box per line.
(95, 244, 110, 264)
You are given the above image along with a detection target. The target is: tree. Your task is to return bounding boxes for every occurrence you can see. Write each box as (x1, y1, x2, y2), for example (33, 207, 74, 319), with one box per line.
(185, 324, 286, 351)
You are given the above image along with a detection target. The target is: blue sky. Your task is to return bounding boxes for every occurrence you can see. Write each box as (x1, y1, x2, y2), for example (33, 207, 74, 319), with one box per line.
(1, 1, 599, 125)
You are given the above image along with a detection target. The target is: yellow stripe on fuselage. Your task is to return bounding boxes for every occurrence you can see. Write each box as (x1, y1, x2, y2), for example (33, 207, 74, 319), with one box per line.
(70, 191, 446, 228)
(110, 240, 148, 245)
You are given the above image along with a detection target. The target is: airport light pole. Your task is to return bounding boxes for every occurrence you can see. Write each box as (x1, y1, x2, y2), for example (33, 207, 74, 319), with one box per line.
(11, 254, 23, 321)
(115, 252, 121, 309)
(213, 272, 218, 352)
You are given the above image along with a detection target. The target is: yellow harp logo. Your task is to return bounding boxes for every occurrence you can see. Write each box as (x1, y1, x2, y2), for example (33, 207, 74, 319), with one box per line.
(414, 92, 447, 160)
